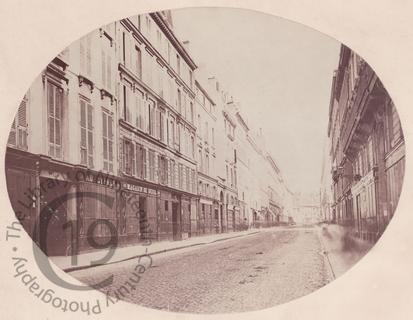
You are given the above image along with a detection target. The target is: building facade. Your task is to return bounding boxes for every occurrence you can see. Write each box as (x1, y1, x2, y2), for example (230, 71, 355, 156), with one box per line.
(328, 45, 405, 241)
(6, 11, 294, 256)
(194, 77, 220, 234)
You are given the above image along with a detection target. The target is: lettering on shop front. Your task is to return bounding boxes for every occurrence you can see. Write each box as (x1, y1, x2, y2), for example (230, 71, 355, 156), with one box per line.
(122, 183, 158, 196)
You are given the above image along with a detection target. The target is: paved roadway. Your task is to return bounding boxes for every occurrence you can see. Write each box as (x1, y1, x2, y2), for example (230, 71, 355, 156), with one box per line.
(71, 227, 333, 313)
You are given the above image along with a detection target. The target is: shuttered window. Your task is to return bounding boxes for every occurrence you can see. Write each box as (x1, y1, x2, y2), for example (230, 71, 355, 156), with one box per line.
(186, 166, 190, 191)
(8, 98, 28, 150)
(123, 139, 135, 176)
(148, 99, 156, 136)
(80, 99, 94, 167)
(48, 83, 63, 159)
(178, 164, 183, 189)
(155, 108, 161, 139)
(148, 149, 155, 181)
(136, 144, 146, 179)
(169, 159, 175, 187)
(136, 90, 144, 130)
(102, 111, 113, 172)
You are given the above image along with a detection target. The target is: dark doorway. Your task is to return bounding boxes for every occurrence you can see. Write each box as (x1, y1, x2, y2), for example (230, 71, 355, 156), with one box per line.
(172, 202, 181, 240)
(139, 197, 147, 240)
(39, 177, 69, 256)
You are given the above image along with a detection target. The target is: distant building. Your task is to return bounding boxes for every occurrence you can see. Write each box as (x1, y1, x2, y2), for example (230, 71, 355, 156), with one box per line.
(328, 45, 405, 241)
(320, 136, 333, 222)
(292, 193, 321, 225)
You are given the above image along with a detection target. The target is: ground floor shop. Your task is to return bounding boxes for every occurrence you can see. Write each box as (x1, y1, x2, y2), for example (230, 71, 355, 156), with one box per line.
(5, 149, 199, 256)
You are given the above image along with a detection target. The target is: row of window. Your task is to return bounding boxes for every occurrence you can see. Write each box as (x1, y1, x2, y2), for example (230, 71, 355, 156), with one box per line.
(128, 14, 193, 85)
(121, 138, 197, 194)
(226, 164, 237, 188)
(122, 42, 195, 124)
(353, 136, 374, 178)
(122, 84, 195, 159)
(199, 180, 217, 199)
(79, 32, 114, 93)
(195, 85, 216, 115)
(46, 82, 115, 170)
(197, 115, 215, 146)
(198, 148, 215, 176)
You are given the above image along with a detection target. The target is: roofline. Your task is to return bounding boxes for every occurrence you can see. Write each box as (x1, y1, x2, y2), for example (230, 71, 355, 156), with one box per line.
(150, 12, 198, 70)
(194, 80, 216, 105)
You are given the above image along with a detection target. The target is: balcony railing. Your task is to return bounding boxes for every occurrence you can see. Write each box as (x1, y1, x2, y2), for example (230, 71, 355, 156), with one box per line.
(340, 63, 376, 156)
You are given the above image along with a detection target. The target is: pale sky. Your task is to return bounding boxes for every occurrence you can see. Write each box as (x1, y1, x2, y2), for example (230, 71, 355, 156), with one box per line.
(173, 8, 340, 194)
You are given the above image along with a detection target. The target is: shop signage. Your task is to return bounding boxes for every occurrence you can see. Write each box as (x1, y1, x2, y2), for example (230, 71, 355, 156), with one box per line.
(122, 182, 159, 196)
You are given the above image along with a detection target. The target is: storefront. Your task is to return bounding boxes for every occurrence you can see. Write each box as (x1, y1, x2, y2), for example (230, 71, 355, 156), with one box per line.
(5, 148, 203, 256)
(351, 169, 377, 241)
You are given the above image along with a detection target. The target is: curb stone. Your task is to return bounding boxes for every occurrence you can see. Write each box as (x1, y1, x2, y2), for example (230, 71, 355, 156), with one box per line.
(64, 231, 260, 273)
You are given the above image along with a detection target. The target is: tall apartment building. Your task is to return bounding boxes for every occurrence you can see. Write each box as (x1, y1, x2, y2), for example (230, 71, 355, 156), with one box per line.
(5, 10, 295, 256)
(234, 110, 253, 227)
(194, 76, 220, 234)
(6, 12, 199, 255)
(328, 45, 405, 241)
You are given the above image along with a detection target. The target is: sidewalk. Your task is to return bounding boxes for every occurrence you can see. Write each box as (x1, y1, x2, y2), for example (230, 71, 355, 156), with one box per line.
(51, 229, 261, 272)
(317, 224, 374, 278)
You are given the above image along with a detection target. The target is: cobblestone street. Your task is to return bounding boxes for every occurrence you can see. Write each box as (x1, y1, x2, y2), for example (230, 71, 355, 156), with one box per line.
(71, 227, 333, 313)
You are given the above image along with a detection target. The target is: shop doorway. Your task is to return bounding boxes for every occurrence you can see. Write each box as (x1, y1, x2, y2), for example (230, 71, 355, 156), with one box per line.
(139, 197, 148, 240)
(172, 203, 181, 240)
(39, 177, 69, 256)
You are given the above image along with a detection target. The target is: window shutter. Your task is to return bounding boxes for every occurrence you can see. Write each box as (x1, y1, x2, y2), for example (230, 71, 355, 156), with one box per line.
(102, 112, 108, 166)
(142, 147, 147, 179)
(17, 100, 27, 127)
(156, 108, 161, 139)
(17, 99, 28, 149)
(80, 101, 86, 164)
(8, 119, 16, 146)
(118, 138, 124, 173)
(131, 142, 136, 176)
(157, 154, 162, 183)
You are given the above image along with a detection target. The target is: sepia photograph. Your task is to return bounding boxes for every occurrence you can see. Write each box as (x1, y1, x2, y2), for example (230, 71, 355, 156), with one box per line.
(3, 6, 406, 315)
